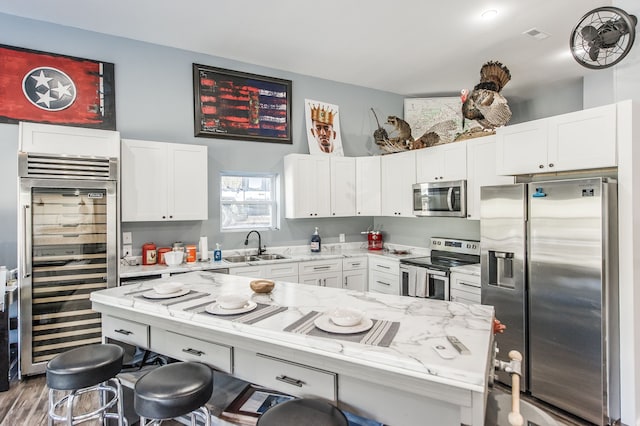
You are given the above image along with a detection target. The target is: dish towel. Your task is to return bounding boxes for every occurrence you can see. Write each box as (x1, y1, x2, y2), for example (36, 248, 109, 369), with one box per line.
(191, 303, 288, 325)
(416, 268, 428, 298)
(284, 311, 400, 347)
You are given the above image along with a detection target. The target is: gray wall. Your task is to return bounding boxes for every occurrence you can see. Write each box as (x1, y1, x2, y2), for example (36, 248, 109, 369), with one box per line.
(0, 12, 585, 268)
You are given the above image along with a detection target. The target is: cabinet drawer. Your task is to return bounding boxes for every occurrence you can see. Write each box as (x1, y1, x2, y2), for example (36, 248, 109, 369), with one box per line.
(264, 262, 299, 279)
(150, 328, 232, 373)
(342, 257, 367, 271)
(369, 257, 399, 275)
(450, 289, 481, 305)
(369, 270, 399, 295)
(103, 315, 149, 348)
(299, 259, 341, 275)
(230, 265, 263, 278)
(234, 350, 337, 401)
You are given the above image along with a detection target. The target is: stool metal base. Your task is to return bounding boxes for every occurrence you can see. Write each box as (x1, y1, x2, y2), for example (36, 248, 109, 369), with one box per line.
(48, 377, 127, 425)
(139, 405, 211, 426)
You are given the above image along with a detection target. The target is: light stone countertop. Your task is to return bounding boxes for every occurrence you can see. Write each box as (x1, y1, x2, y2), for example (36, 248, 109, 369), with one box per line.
(93, 270, 495, 393)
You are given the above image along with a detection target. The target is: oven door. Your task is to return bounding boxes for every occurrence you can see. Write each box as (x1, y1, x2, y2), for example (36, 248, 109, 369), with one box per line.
(425, 268, 449, 300)
(413, 180, 466, 217)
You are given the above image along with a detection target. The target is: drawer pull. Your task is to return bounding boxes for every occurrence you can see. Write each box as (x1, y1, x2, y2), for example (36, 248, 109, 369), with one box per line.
(376, 265, 390, 269)
(458, 282, 479, 289)
(114, 329, 133, 335)
(182, 348, 205, 357)
(276, 375, 306, 387)
(376, 280, 391, 286)
(313, 266, 331, 271)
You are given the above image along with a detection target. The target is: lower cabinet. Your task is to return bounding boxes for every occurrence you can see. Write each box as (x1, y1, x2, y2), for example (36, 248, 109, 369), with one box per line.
(234, 349, 338, 401)
(449, 272, 481, 305)
(150, 328, 233, 373)
(103, 315, 149, 348)
(298, 259, 342, 288)
(368, 257, 400, 295)
(230, 261, 299, 282)
(342, 257, 367, 291)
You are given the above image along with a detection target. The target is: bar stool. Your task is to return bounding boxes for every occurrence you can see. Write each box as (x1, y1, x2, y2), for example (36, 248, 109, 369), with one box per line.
(46, 343, 126, 425)
(134, 362, 213, 426)
(257, 398, 348, 426)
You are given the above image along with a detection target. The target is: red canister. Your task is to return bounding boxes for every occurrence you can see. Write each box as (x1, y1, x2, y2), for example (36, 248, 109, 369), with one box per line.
(368, 231, 383, 251)
(186, 244, 197, 263)
(142, 242, 157, 265)
(157, 247, 172, 265)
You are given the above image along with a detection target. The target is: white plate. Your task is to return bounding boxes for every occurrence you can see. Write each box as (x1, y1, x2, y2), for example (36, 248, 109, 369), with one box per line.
(153, 281, 184, 294)
(313, 315, 374, 334)
(142, 288, 190, 299)
(205, 300, 257, 315)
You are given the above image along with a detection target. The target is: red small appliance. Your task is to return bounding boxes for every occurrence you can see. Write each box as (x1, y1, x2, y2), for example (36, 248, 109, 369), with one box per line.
(367, 231, 383, 251)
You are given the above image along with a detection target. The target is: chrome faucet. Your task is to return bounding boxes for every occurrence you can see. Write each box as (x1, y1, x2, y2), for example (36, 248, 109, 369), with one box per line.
(244, 230, 265, 255)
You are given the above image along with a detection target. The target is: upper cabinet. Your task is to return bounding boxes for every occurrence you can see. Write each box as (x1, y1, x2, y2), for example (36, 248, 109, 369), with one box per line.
(330, 157, 356, 217)
(466, 136, 513, 220)
(284, 154, 331, 218)
(381, 150, 416, 217)
(355, 156, 381, 216)
(121, 139, 208, 222)
(415, 141, 467, 183)
(496, 103, 617, 175)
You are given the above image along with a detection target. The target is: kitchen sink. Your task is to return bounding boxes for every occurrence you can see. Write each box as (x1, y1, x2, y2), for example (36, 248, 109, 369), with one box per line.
(256, 254, 288, 260)
(223, 255, 261, 263)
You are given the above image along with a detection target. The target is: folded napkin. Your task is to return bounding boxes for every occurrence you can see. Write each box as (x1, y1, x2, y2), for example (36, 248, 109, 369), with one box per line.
(193, 303, 287, 325)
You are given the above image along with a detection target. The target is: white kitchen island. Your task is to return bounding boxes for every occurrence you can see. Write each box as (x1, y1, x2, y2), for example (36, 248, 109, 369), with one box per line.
(91, 271, 495, 426)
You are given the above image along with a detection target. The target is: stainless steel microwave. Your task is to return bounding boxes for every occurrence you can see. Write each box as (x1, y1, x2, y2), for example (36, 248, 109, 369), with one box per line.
(412, 180, 467, 217)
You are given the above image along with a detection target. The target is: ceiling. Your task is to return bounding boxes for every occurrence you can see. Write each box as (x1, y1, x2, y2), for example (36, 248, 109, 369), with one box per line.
(0, 0, 617, 100)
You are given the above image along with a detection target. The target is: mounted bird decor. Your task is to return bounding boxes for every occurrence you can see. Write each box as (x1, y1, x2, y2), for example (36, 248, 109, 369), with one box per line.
(570, 6, 637, 69)
(459, 60, 512, 136)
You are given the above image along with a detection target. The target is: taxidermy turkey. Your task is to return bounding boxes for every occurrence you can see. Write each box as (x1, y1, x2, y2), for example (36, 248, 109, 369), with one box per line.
(461, 61, 512, 131)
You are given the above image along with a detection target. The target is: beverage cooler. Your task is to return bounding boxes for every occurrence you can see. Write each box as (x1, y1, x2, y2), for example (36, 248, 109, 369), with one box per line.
(18, 152, 118, 376)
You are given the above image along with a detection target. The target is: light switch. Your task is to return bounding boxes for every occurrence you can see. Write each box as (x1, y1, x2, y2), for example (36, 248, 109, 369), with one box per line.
(122, 232, 132, 244)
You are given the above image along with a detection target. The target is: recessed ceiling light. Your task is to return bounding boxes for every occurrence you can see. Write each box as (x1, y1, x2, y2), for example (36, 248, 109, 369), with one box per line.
(481, 9, 498, 19)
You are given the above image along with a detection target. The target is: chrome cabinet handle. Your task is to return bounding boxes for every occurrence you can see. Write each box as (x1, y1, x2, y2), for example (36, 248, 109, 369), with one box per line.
(114, 329, 133, 335)
(276, 375, 305, 387)
(377, 264, 390, 269)
(182, 348, 205, 357)
(313, 266, 331, 271)
(376, 280, 391, 286)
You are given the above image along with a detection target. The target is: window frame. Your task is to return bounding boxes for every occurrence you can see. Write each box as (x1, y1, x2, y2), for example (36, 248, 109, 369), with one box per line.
(219, 171, 280, 232)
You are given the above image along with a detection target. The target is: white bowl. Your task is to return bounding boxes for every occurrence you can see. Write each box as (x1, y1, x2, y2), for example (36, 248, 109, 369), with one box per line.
(153, 281, 183, 294)
(327, 308, 364, 327)
(218, 294, 249, 310)
(164, 251, 184, 267)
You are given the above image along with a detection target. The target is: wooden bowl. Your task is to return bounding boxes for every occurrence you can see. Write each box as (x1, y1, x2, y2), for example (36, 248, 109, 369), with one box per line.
(250, 279, 275, 293)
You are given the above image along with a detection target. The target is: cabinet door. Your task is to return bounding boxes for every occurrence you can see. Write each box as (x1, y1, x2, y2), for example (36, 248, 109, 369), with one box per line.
(381, 151, 416, 216)
(495, 119, 548, 175)
(547, 103, 616, 172)
(330, 157, 356, 217)
(355, 156, 381, 216)
(343, 270, 366, 291)
(230, 265, 264, 278)
(121, 139, 168, 221)
(168, 143, 208, 220)
(284, 154, 331, 218)
(415, 142, 467, 183)
(466, 136, 513, 220)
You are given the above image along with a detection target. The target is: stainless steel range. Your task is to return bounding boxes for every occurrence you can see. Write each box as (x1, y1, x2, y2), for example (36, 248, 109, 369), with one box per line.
(400, 237, 480, 300)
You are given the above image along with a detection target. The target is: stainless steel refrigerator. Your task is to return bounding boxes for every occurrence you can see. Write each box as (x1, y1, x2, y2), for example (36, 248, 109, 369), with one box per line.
(480, 177, 619, 425)
(17, 152, 118, 376)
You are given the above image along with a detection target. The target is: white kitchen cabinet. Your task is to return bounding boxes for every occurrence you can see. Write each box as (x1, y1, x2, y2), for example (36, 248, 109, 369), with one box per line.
(342, 257, 367, 291)
(355, 156, 381, 216)
(121, 139, 208, 222)
(496, 103, 617, 175)
(330, 156, 356, 217)
(284, 154, 331, 218)
(415, 141, 467, 183)
(465, 136, 513, 220)
(230, 262, 299, 282)
(229, 265, 263, 279)
(368, 256, 400, 295)
(298, 258, 342, 288)
(450, 272, 481, 305)
(381, 150, 416, 217)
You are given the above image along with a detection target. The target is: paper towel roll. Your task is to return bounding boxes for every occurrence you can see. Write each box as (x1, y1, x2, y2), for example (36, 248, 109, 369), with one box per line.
(199, 236, 209, 261)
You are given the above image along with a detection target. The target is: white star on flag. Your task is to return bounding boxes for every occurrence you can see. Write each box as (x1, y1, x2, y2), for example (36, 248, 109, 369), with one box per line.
(31, 70, 52, 88)
(36, 90, 55, 108)
(51, 81, 72, 99)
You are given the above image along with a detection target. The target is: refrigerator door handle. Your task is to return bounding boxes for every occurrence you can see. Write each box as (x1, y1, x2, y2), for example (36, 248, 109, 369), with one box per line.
(447, 187, 454, 211)
(22, 204, 31, 278)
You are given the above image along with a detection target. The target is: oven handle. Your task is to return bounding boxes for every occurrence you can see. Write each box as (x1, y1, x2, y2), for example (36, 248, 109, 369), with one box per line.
(447, 187, 454, 211)
(426, 268, 447, 277)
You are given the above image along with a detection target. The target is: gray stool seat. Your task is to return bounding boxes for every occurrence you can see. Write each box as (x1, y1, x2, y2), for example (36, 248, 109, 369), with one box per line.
(46, 343, 124, 390)
(134, 362, 213, 420)
(257, 398, 348, 426)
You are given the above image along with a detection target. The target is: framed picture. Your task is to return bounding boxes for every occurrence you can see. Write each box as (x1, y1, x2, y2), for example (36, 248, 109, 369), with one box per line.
(304, 99, 344, 156)
(193, 64, 292, 144)
(0, 44, 116, 130)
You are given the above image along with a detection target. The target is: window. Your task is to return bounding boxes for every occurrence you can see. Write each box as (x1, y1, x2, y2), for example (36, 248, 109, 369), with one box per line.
(220, 172, 279, 231)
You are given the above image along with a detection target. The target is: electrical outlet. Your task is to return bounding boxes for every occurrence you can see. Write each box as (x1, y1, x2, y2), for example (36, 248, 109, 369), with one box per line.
(122, 232, 132, 244)
(122, 245, 133, 258)
(339, 233, 345, 243)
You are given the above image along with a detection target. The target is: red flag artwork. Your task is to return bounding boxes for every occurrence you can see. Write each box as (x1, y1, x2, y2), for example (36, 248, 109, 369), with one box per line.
(0, 44, 116, 129)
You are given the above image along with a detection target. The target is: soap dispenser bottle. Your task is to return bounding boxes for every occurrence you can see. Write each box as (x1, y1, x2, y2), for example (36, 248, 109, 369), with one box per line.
(310, 227, 321, 253)
(214, 243, 222, 261)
